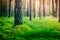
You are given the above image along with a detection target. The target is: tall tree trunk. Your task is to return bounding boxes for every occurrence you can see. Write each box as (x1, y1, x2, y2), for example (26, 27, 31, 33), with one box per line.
(59, 0, 60, 22)
(29, 0, 32, 21)
(39, 0, 41, 19)
(52, 0, 54, 16)
(33, 0, 36, 18)
(43, 0, 45, 17)
(14, 0, 22, 26)
(27, 3, 29, 17)
(5, 0, 7, 17)
(55, 0, 58, 17)
(52, 0, 56, 17)
(0, 0, 2, 17)
(4, 0, 7, 17)
(8, 0, 11, 17)
(49, 0, 50, 16)
(1, 0, 7, 17)
(0, 0, 1, 13)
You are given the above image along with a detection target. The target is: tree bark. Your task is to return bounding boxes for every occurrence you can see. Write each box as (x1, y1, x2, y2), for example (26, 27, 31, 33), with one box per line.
(29, 0, 32, 21)
(14, 0, 22, 26)
(4, 0, 7, 17)
(55, 0, 58, 17)
(0, 0, 2, 17)
(0, 0, 1, 13)
(27, 3, 29, 17)
(1, 0, 7, 17)
(8, 0, 11, 17)
(52, 0, 56, 17)
(59, 0, 60, 22)
(49, 0, 50, 16)
(39, 0, 41, 19)
(33, 0, 36, 18)
(43, 0, 45, 17)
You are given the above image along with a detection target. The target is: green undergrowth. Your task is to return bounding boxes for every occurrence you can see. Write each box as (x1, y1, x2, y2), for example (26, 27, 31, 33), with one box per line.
(0, 17, 60, 40)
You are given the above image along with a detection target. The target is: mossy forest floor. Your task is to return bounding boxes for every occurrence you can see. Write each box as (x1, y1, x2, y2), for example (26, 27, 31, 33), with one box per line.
(0, 17, 60, 40)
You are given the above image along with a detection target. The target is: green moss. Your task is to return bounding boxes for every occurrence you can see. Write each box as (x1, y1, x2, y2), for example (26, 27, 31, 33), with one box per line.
(0, 17, 60, 40)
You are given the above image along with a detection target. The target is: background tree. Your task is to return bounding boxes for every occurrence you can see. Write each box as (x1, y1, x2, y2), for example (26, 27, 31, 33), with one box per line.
(29, 0, 32, 21)
(33, 0, 36, 18)
(43, 0, 45, 17)
(0, 0, 2, 17)
(27, 3, 29, 17)
(48, 0, 50, 16)
(39, 0, 41, 19)
(5, 0, 7, 16)
(2, 0, 7, 17)
(14, 0, 22, 26)
(52, 0, 56, 17)
(55, 0, 58, 17)
(27, 3, 30, 17)
(59, 0, 60, 22)
(8, 0, 12, 17)
(4, 0, 7, 17)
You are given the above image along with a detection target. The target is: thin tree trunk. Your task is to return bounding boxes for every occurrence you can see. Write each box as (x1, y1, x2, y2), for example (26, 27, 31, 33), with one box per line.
(49, 0, 50, 16)
(8, 0, 11, 17)
(0, 0, 7, 17)
(26, 0, 29, 17)
(1, 0, 7, 17)
(39, 0, 41, 19)
(5, 0, 7, 17)
(52, 0, 54, 16)
(14, 0, 22, 26)
(43, 0, 45, 17)
(52, 0, 56, 17)
(59, 0, 60, 22)
(33, 0, 36, 18)
(27, 3, 29, 17)
(1, 0, 3, 16)
(29, 0, 32, 21)
(55, 0, 58, 17)
(0, 0, 1, 13)
(0, 0, 2, 17)
(4, 0, 7, 17)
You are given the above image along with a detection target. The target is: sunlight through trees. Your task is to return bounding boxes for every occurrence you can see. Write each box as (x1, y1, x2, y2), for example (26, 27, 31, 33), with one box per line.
(0, 0, 60, 40)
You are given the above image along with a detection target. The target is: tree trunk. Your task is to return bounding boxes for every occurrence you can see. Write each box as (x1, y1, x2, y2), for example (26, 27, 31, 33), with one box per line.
(8, 0, 11, 18)
(39, 0, 41, 19)
(59, 0, 60, 22)
(29, 0, 32, 21)
(49, 0, 50, 16)
(43, 0, 45, 17)
(52, 0, 56, 17)
(4, 0, 7, 17)
(33, 0, 36, 18)
(0, 0, 1, 13)
(1, 0, 7, 17)
(27, 3, 29, 17)
(55, 0, 58, 17)
(0, 0, 2, 17)
(14, 0, 22, 26)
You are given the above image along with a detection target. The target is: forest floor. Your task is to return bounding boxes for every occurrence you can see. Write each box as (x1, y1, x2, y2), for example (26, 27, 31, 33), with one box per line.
(0, 17, 60, 40)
